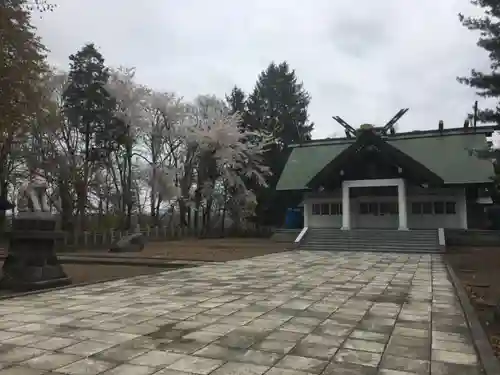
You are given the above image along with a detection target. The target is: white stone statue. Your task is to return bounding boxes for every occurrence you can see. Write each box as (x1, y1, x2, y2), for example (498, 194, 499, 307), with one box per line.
(17, 169, 51, 214)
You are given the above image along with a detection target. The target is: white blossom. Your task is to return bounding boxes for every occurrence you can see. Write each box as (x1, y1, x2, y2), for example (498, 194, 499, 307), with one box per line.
(487, 131, 500, 150)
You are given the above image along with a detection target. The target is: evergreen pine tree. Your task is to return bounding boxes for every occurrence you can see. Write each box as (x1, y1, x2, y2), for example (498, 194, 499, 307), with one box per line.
(247, 61, 313, 146)
(459, 1, 500, 124)
(226, 86, 246, 114)
(226, 85, 248, 130)
(0, 0, 48, 142)
(246, 61, 314, 226)
(0, 0, 49, 228)
(63, 43, 118, 228)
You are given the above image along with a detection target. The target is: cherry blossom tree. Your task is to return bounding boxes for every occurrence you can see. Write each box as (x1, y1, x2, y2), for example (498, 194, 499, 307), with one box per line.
(105, 67, 150, 228)
(19, 63, 272, 233)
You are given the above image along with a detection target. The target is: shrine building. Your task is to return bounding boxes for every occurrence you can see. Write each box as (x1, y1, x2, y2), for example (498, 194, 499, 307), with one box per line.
(276, 113, 496, 231)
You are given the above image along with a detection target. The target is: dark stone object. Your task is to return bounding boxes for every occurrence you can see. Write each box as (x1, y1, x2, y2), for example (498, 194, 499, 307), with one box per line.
(0, 197, 14, 211)
(109, 232, 146, 253)
(0, 216, 71, 291)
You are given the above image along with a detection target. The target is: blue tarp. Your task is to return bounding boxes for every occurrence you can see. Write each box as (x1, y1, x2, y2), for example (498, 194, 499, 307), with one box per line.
(284, 208, 303, 229)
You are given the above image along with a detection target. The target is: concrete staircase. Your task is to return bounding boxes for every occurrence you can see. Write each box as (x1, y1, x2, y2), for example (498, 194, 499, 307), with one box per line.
(300, 228, 442, 253)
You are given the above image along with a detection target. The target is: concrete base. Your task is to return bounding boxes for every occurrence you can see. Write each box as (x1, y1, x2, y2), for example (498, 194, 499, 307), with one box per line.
(0, 216, 71, 292)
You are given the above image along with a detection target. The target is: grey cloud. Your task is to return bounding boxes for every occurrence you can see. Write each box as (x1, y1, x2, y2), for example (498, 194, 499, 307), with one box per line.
(33, 0, 492, 139)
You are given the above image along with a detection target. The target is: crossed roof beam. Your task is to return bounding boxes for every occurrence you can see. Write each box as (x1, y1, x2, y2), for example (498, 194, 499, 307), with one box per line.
(332, 108, 409, 138)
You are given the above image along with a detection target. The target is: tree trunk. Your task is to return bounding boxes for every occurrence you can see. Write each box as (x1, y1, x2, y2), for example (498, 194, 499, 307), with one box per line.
(125, 141, 133, 230)
(80, 123, 91, 231)
(155, 194, 161, 224)
(0, 162, 9, 235)
(59, 178, 74, 232)
(221, 185, 228, 236)
(205, 198, 214, 235)
(178, 199, 188, 228)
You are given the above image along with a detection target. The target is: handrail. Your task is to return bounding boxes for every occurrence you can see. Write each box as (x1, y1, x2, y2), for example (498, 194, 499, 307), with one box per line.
(438, 228, 446, 246)
(295, 227, 308, 244)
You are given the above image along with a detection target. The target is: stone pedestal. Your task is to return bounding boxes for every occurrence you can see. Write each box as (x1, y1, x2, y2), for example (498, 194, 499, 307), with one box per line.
(0, 216, 71, 291)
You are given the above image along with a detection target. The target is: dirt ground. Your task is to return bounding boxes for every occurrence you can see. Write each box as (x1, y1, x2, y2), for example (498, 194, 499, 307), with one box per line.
(74, 238, 291, 262)
(445, 246, 500, 358)
(0, 263, 167, 298)
(60, 263, 166, 284)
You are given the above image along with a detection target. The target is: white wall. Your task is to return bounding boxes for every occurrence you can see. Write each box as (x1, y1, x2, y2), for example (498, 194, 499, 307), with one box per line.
(305, 197, 343, 228)
(303, 186, 467, 229)
(407, 187, 465, 229)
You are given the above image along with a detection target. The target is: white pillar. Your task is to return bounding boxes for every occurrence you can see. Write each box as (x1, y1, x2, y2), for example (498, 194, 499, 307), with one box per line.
(398, 180, 408, 230)
(460, 188, 468, 229)
(341, 182, 350, 230)
(303, 201, 309, 227)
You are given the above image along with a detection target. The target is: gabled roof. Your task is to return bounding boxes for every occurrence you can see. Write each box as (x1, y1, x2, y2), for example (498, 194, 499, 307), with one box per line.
(307, 129, 444, 188)
(276, 126, 496, 191)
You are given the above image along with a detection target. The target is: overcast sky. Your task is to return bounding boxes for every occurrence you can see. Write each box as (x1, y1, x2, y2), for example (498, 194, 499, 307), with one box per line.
(33, 0, 492, 139)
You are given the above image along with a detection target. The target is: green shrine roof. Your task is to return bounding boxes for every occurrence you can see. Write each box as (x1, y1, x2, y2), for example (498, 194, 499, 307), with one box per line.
(276, 126, 497, 190)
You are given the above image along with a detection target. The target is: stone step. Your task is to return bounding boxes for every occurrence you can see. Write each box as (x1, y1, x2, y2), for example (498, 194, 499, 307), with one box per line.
(306, 234, 437, 240)
(301, 247, 441, 253)
(305, 237, 437, 243)
(305, 244, 438, 249)
(305, 231, 437, 237)
(300, 228, 440, 253)
(307, 231, 437, 237)
(304, 241, 438, 247)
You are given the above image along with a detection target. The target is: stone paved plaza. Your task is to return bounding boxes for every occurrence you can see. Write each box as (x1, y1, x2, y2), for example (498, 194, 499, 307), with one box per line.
(0, 251, 483, 374)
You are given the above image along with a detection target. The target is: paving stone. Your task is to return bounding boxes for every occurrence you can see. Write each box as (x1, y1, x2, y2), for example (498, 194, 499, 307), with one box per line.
(2, 334, 49, 346)
(166, 355, 224, 374)
(343, 339, 385, 353)
(380, 354, 429, 374)
(0, 252, 487, 374)
(0, 367, 47, 375)
(182, 331, 223, 343)
(29, 337, 78, 350)
(432, 339, 476, 354)
(333, 348, 382, 367)
(0, 346, 47, 363)
(91, 344, 149, 362)
(60, 340, 114, 356)
(234, 349, 283, 366)
(349, 330, 388, 343)
(152, 369, 197, 374)
(210, 362, 269, 374)
(253, 339, 296, 354)
(290, 342, 339, 360)
(431, 350, 478, 365)
(265, 369, 315, 375)
(22, 353, 82, 371)
(101, 363, 157, 375)
(430, 361, 483, 375)
(322, 361, 377, 374)
(266, 330, 305, 342)
(129, 350, 185, 367)
(274, 354, 328, 374)
(393, 327, 429, 338)
(53, 358, 116, 374)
